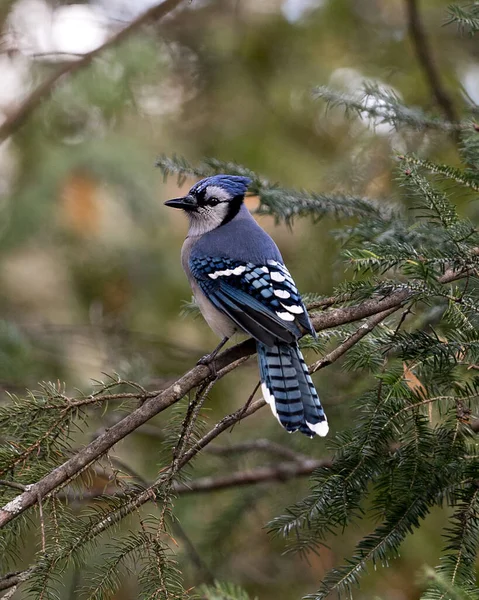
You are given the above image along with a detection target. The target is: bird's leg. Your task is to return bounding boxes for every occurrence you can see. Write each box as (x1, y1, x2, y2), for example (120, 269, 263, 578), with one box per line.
(197, 336, 230, 375)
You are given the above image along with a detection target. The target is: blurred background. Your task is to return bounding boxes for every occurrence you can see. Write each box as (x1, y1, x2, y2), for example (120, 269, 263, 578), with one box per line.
(0, 0, 477, 598)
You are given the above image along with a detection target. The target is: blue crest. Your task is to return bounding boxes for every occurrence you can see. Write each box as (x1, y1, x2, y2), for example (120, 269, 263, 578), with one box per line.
(190, 175, 252, 198)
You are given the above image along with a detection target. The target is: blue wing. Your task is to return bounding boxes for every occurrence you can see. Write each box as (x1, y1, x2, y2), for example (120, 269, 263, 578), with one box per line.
(190, 256, 315, 347)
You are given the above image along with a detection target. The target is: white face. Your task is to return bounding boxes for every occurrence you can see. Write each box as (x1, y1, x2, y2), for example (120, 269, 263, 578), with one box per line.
(187, 185, 233, 236)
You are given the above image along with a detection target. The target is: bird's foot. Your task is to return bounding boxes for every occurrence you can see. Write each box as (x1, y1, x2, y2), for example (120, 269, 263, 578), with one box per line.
(197, 354, 212, 366)
(196, 337, 229, 377)
(197, 353, 218, 377)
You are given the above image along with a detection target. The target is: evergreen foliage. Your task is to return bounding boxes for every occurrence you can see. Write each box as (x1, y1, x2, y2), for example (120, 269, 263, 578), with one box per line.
(447, 4, 479, 34)
(0, 2, 479, 599)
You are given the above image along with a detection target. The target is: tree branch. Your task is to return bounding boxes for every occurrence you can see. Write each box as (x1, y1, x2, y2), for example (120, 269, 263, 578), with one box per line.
(310, 307, 398, 373)
(0, 255, 476, 594)
(0, 261, 474, 529)
(56, 454, 330, 502)
(0, 0, 186, 144)
(0, 451, 328, 594)
(206, 438, 310, 462)
(173, 458, 331, 494)
(405, 0, 458, 124)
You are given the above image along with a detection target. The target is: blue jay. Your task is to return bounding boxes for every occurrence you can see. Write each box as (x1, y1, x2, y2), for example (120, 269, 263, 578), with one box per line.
(165, 174, 328, 437)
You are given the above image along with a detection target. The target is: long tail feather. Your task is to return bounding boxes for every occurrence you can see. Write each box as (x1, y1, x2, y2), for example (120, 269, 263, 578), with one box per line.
(257, 342, 328, 437)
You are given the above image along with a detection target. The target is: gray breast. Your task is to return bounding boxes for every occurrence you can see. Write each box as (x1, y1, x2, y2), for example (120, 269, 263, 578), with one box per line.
(181, 236, 237, 339)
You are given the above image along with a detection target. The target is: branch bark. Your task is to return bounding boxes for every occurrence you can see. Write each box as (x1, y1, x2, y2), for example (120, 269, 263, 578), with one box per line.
(0, 0, 186, 144)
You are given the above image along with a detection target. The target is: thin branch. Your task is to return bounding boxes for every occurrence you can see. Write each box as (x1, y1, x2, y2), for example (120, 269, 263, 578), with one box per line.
(0, 259, 474, 529)
(0, 480, 27, 491)
(170, 519, 215, 584)
(206, 439, 310, 462)
(177, 399, 266, 470)
(405, 0, 458, 124)
(310, 307, 398, 373)
(54, 446, 323, 501)
(0, 0, 186, 144)
(173, 458, 331, 494)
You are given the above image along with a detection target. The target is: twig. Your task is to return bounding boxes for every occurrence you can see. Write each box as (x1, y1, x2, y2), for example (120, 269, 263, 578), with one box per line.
(310, 307, 398, 373)
(0, 0, 186, 144)
(405, 0, 458, 124)
(0, 480, 27, 491)
(206, 439, 309, 462)
(54, 446, 322, 501)
(230, 379, 261, 432)
(173, 458, 330, 494)
(169, 519, 215, 584)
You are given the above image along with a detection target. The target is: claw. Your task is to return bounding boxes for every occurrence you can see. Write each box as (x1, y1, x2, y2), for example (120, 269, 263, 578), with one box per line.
(196, 337, 230, 376)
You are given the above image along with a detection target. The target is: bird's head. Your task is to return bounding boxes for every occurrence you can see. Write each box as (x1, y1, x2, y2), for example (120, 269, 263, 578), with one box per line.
(165, 174, 252, 235)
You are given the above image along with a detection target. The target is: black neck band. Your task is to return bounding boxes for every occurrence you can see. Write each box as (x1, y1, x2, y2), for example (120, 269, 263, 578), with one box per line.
(220, 196, 243, 227)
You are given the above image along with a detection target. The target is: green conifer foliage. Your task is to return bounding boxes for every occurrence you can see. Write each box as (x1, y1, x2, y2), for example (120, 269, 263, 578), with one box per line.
(0, 2, 478, 599)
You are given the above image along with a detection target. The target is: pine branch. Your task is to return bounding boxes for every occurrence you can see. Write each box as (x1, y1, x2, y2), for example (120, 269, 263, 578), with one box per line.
(399, 155, 479, 193)
(422, 482, 479, 599)
(309, 307, 398, 373)
(313, 84, 462, 132)
(156, 155, 395, 223)
(199, 580, 258, 600)
(446, 4, 479, 35)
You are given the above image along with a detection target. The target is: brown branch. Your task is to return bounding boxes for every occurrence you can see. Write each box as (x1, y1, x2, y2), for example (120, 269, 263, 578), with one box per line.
(173, 458, 331, 494)
(310, 307, 398, 373)
(0, 261, 474, 529)
(405, 0, 458, 124)
(56, 452, 328, 502)
(0, 0, 186, 144)
(0, 480, 27, 492)
(206, 439, 310, 462)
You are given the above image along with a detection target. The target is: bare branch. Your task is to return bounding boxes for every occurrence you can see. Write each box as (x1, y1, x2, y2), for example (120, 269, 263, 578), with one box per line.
(0, 480, 27, 492)
(173, 458, 331, 494)
(206, 439, 310, 462)
(0, 0, 186, 144)
(405, 0, 458, 124)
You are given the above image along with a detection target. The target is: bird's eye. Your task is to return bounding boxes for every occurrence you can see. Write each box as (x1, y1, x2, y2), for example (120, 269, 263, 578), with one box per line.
(208, 197, 220, 205)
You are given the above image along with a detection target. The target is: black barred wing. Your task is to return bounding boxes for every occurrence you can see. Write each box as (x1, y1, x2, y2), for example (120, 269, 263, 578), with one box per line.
(190, 256, 315, 347)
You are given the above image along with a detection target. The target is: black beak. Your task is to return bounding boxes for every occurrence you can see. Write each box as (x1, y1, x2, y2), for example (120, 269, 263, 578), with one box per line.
(164, 195, 197, 211)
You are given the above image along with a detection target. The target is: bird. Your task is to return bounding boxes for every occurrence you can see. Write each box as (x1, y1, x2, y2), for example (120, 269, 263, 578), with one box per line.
(165, 174, 328, 437)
